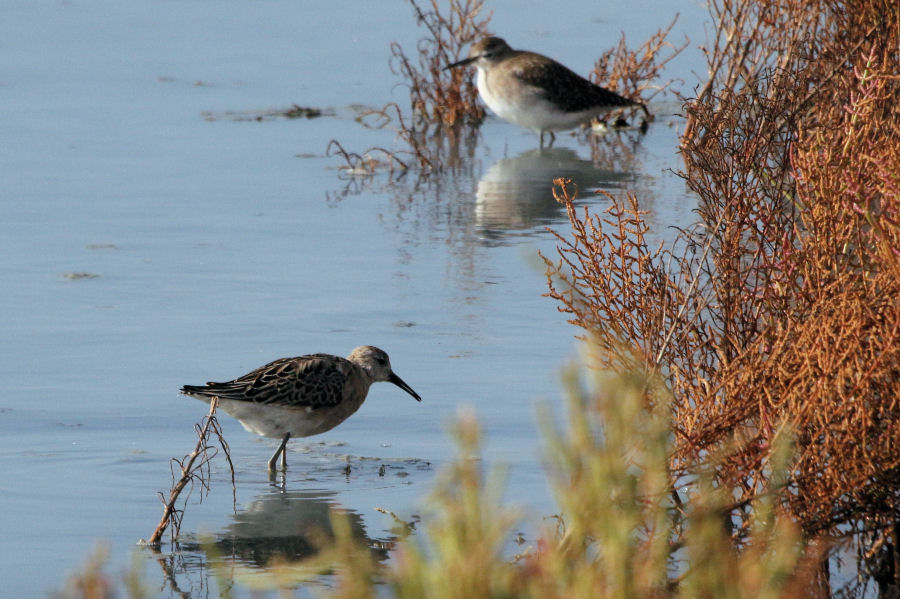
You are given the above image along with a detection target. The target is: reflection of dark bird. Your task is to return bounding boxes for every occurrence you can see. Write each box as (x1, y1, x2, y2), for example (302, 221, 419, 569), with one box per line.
(182, 346, 421, 470)
(179, 491, 390, 567)
(446, 37, 648, 147)
(475, 147, 635, 233)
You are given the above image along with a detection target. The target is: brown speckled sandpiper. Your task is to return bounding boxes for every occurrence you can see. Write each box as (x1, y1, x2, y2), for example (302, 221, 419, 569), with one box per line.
(182, 346, 421, 471)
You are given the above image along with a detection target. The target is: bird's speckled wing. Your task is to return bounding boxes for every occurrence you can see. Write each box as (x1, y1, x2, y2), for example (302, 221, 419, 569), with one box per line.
(512, 58, 636, 114)
(182, 354, 350, 408)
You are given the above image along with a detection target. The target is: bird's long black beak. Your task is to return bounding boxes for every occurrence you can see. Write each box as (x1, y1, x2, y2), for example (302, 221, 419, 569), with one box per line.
(389, 372, 422, 401)
(444, 55, 477, 71)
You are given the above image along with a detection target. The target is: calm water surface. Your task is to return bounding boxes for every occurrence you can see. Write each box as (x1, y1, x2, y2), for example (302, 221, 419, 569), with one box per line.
(0, 1, 707, 596)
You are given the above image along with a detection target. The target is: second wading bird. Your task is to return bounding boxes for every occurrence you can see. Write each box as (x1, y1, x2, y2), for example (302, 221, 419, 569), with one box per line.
(446, 36, 648, 147)
(182, 346, 421, 471)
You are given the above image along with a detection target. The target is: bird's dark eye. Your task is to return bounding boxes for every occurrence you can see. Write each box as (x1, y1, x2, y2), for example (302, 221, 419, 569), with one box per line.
(376, 357, 387, 365)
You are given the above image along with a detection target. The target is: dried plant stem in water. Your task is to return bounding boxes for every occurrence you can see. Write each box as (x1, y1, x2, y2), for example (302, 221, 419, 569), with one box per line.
(146, 397, 235, 546)
(326, 138, 409, 178)
(392, 0, 489, 131)
(590, 14, 687, 106)
(327, 0, 489, 180)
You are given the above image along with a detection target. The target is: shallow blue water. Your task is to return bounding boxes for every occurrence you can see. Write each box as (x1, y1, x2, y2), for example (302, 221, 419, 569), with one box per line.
(0, 1, 706, 595)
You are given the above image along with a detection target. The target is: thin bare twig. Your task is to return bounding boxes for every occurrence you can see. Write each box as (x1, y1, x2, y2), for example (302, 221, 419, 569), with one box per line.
(145, 397, 234, 546)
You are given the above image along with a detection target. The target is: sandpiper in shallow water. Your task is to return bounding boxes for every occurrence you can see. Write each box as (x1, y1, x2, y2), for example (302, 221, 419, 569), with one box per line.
(181, 345, 421, 470)
(446, 37, 648, 147)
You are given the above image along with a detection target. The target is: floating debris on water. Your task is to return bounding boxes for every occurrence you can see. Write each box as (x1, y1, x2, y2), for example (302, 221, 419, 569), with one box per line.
(202, 104, 335, 122)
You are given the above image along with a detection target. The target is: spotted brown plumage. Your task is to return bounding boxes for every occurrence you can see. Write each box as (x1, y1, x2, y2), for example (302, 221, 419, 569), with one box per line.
(184, 354, 351, 407)
(182, 346, 421, 470)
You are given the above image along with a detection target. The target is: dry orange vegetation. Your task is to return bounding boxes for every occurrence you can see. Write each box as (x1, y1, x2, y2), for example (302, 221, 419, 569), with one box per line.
(544, 0, 899, 594)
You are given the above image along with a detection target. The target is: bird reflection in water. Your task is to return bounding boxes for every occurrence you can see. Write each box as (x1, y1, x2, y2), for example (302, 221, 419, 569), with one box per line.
(159, 489, 396, 595)
(474, 147, 636, 235)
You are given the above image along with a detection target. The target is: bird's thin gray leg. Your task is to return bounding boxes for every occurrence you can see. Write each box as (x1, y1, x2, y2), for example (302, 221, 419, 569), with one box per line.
(267, 432, 291, 471)
(548, 131, 556, 147)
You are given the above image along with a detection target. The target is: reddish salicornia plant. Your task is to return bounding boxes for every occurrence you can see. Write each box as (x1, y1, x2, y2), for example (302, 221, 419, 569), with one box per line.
(391, 0, 490, 133)
(590, 15, 687, 109)
(545, 0, 900, 593)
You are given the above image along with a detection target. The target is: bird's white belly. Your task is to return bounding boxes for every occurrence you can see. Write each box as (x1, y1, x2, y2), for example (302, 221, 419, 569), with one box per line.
(214, 399, 342, 439)
(477, 68, 598, 133)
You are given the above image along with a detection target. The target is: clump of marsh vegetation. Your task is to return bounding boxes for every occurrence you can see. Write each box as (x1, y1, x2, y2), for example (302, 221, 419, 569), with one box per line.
(310, 364, 818, 599)
(581, 16, 685, 163)
(330, 0, 491, 179)
(588, 16, 685, 112)
(391, 0, 489, 132)
(543, 0, 900, 595)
